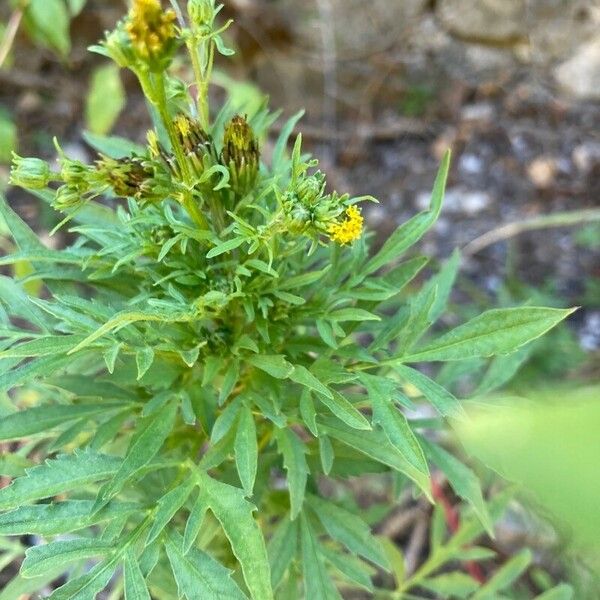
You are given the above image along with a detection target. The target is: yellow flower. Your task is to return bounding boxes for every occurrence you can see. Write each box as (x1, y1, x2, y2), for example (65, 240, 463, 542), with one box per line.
(328, 205, 363, 244)
(125, 0, 176, 63)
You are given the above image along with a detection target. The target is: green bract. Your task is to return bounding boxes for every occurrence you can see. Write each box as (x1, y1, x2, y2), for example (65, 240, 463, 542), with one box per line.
(0, 1, 574, 598)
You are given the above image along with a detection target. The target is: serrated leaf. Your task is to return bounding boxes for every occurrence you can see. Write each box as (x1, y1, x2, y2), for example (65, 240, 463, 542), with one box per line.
(0, 334, 86, 359)
(289, 365, 332, 398)
(183, 493, 208, 553)
(197, 472, 273, 600)
(166, 530, 247, 600)
(0, 451, 120, 509)
(321, 546, 375, 592)
(317, 390, 371, 431)
(307, 494, 388, 569)
(147, 479, 196, 544)
(96, 401, 176, 507)
(421, 572, 480, 599)
(247, 354, 293, 379)
(123, 551, 151, 600)
(403, 307, 576, 362)
(362, 150, 450, 277)
(47, 558, 116, 600)
(328, 308, 380, 322)
(136, 347, 155, 380)
(0, 403, 119, 441)
(268, 517, 298, 589)
(22, 539, 112, 578)
(420, 437, 493, 535)
(361, 374, 428, 476)
(394, 364, 463, 418)
(234, 404, 258, 495)
(472, 549, 532, 600)
(0, 500, 138, 536)
(300, 514, 342, 600)
(320, 420, 432, 500)
(206, 237, 245, 258)
(275, 428, 309, 520)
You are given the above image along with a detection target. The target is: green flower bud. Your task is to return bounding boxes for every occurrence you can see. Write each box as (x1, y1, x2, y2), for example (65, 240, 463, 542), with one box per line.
(60, 158, 93, 191)
(102, 26, 136, 68)
(187, 0, 215, 30)
(53, 185, 85, 211)
(9, 155, 51, 190)
(222, 115, 259, 197)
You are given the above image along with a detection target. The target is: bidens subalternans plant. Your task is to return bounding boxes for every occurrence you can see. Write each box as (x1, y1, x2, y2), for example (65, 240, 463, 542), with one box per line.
(0, 1, 574, 598)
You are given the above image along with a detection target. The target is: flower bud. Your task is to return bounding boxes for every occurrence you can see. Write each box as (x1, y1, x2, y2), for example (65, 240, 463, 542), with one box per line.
(222, 115, 259, 197)
(54, 185, 85, 211)
(97, 156, 154, 200)
(9, 155, 51, 189)
(187, 0, 215, 30)
(60, 158, 93, 191)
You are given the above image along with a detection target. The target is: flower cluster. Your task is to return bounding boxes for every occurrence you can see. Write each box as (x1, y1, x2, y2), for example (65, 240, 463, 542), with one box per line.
(328, 205, 364, 244)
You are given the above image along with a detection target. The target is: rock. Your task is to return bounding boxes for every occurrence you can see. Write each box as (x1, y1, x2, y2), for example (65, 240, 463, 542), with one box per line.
(527, 157, 558, 189)
(572, 142, 600, 173)
(437, 0, 527, 43)
(554, 38, 600, 100)
(461, 103, 495, 123)
(416, 187, 491, 215)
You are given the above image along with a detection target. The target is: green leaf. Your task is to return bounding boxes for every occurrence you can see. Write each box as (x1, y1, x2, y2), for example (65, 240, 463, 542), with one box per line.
(420, 437, 493, 535)
(474, 344, 532, 396)
(166, 530, 247, 600)
(22, 539, 112, 578)
(24, 0, 70, 57)
(328, 308, 380, 322)
(289, 365, 332, 399)
(0, 500, 138, 536)
(96, 401, 177, 506)
(380, 538, 405, 587)
(275, 428, 309, 520)
(0, 334, 87, 359)
(320, 420, 432, 500)
(472, 549, 532, 600)
(46, 559, 115, 600)
(235, 404, 258, 495)
(123, 551, 151, 600)
(403, 307, 576, 362)
(85, 64, 125, 135)
(0, 403, 120, 441)
(0, 111, 17, 163)
(183, 493, 208, 553)
(420, 572, 480, 599)
(393, 364, 463, 418)
(247, 354, 293, 379)
(206, 237, 245, 258)
(534, 584, 574, 600)
(321, 546, 375, 592)
(360, 374, 428, 475)
(300, 514, 342, 600)
(82, 131, 145, 158)
(197, 471, 273, 600)
(268, 517, 298, 589)
(272, 110, 305, 170)
(147, 479, 196, 544)
(319, 435, 334, 475)
(362, 150, 450, 277)
(0, 451, 120, 509)
(136, 347, 155, 380)
(317, 390, 371, 431)
(307, 494, 388, 569)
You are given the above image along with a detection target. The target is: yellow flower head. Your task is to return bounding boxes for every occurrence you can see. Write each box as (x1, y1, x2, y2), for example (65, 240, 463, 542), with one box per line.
(328, 205, 363, 244)
(125, 0, 176, 63)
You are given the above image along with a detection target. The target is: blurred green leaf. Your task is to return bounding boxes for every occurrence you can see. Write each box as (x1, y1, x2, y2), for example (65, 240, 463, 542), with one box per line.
(85, 64, 125, 135)
(23, 0, 70, 58)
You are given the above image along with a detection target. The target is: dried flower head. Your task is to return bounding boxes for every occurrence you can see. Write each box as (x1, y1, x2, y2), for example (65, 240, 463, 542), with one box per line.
(328, 205, 364, 244)
(222, 115, 259, 196)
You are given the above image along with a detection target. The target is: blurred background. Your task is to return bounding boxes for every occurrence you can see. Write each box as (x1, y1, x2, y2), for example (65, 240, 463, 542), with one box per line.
(1, 0, 599, 597)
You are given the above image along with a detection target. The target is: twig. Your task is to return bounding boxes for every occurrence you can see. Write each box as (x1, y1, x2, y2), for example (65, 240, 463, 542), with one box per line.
(404, 509, 429, 576)
(0, 7, 23, 69)
(463, 208, 600, 257)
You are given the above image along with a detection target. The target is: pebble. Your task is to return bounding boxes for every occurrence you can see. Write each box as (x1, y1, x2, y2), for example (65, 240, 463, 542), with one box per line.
(416, 187, 492, 215)
(572, 142, 600, 174)
(527, 156, 558, 189)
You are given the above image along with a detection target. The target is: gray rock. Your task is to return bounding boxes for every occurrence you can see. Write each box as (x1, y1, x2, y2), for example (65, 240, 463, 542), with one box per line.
(554, 38, 600, 100)
(437, 0, 527, 42)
